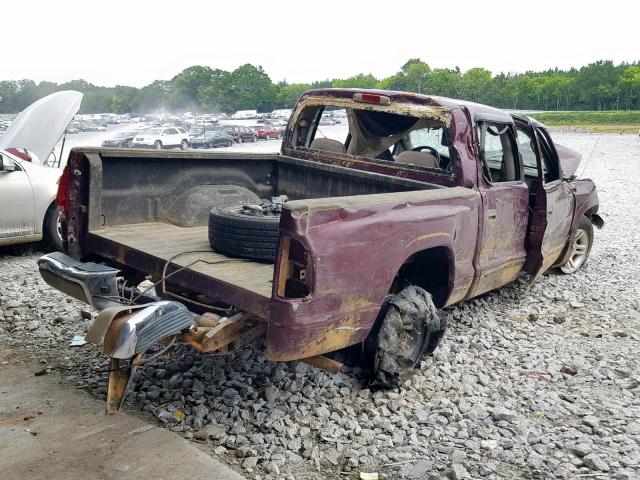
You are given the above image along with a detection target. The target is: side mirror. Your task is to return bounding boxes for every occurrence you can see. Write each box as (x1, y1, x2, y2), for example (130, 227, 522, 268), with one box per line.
(0, 155, 16, 172)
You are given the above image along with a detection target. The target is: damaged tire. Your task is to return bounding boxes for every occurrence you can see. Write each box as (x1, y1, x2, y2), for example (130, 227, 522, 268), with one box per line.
(369, 285, 448, 388)
(208, 204, 281, 261)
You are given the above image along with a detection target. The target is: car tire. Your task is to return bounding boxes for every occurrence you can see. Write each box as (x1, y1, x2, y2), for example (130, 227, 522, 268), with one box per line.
(208, 205, 280, 261)
(43, 204, 64, 252)
(238, 136, 243, 144)
(366, 285, 448, 388)
(154, 141, 162, 150)
(558, 216, 594, 274)
(227, 140, 233, 147)
(181, 139, 188, 150)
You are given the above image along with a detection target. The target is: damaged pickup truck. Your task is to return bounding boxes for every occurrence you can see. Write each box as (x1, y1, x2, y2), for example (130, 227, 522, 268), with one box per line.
(38, 89, 603, 412)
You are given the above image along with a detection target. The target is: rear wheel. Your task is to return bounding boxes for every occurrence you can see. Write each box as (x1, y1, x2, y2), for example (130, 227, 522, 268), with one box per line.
(238, 136, 243, 144)
(154, 141, 162, 150)
(43, 204, 63, 252)
(367, 285, 448, 388)
(559, 216, 594, 274)
(180, 139, 188, 150)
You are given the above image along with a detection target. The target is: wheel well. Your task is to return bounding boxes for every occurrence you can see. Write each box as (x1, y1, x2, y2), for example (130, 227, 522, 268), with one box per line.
(390, 247, 452, 308)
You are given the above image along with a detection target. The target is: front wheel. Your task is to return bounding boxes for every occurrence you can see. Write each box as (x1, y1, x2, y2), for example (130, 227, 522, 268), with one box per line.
(559, 216, 594, 274)
(43, 204, 64, 252)
(180, 139, 188, 150)
(154, 141, 162, 150)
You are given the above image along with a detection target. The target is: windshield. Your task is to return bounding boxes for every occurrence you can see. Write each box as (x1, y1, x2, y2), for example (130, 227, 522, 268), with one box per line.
(142, 128, 162, 135)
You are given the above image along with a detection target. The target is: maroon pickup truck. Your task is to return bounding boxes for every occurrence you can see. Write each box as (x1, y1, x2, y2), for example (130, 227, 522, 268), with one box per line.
(39, 88, 602, 410)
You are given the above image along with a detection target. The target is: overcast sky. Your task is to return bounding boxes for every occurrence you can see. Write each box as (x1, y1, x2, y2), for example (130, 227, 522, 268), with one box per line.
(4, 0, 638, 87)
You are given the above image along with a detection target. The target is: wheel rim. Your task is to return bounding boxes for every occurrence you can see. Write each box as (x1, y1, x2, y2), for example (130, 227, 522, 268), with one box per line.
(182, 140, 188, 150)
(561, 228, 589, 273)
(56, 212, 63, 242)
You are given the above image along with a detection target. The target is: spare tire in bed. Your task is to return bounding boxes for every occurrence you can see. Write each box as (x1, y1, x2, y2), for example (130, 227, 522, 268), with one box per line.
(208, 204, 281, 261)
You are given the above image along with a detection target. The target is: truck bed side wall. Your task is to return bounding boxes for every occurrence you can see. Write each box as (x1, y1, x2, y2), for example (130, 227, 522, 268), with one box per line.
(267, 187, 480, 361)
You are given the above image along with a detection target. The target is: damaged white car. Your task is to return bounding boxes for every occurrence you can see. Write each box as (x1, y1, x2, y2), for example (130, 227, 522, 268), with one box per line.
(0, 90, 82, 250)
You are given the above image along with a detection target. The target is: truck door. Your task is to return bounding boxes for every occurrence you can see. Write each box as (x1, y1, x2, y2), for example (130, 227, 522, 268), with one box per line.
(471, 121, 529, 297)
(0, 155, 36, 241)
(517, 121, 575, 280)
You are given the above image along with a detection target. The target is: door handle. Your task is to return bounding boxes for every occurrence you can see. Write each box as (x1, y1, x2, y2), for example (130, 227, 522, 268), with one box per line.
(487, 209, 497, 220)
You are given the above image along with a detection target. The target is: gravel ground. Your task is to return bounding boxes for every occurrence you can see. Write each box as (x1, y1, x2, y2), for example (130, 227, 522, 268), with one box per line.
(1, 132, 639, 480)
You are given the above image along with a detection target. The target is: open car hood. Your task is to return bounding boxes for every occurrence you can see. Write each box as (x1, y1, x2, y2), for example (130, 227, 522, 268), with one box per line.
(0, 90, 83, 163)
(555, 143, 582, 178)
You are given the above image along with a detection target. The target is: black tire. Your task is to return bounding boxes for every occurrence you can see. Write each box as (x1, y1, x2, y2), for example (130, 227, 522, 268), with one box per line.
(227, 140, 233, 147)
(181, 139, 188, 150)
(208, 205, 280, 261)
(43, 204, 63, 252)
(154, 140, 162, 150)
(238, 136, 243, 144)
(368, 285, 448, 388)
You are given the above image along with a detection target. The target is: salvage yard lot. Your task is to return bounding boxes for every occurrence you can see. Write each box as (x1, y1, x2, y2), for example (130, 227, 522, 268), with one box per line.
(1, 132, 639, 479)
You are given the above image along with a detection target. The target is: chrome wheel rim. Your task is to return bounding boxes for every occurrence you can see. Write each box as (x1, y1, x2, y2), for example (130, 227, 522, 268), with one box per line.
(560, 228, 589, 273)
(56, 212, 63, 242)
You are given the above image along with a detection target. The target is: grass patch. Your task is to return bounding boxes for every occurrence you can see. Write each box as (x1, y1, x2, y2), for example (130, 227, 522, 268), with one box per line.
(531, 110, 640, 126)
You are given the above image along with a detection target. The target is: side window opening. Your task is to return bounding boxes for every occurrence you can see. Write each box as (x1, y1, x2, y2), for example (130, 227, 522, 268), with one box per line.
(535, 128, 561, 182)
(515, 126, 560, 183)
(479, 122, 521, 183)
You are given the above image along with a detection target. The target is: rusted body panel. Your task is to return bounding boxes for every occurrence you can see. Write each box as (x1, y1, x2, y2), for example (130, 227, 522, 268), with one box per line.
(267, 187, 479, 361)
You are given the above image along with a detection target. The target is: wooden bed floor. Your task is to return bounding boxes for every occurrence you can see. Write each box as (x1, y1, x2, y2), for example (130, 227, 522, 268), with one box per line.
(92, 223, 274, 298)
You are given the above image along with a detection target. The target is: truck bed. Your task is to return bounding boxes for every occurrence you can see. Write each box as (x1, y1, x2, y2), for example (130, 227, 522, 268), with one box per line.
(92, 223, 274, 298)
(73, 149, 442, 318)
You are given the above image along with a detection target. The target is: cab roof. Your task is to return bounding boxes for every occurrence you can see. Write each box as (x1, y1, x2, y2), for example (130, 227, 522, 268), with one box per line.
(302, 88, 513, 124)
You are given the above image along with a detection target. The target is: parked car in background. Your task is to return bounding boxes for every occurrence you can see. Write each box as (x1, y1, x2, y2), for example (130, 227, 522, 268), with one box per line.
(222, 125, 257, 143)
(189, 129, 235, 148)
(256, 125, 281, 140)
(101, 130, 138, 148)
(133, 126, 190, 150)
(0, 90, 83, 250)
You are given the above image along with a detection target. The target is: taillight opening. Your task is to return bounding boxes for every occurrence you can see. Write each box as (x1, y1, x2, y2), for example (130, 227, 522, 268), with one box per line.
(55, 165, 71, 217)
(277, 236, 311, 299)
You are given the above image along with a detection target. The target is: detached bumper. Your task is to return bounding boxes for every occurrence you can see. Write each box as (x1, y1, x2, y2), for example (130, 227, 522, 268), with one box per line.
(38, 252, 121, 310)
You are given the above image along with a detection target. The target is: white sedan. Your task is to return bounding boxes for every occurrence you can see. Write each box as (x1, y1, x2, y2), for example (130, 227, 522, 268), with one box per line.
(0, 90, 82, 250)
(0, 150, 62, 249)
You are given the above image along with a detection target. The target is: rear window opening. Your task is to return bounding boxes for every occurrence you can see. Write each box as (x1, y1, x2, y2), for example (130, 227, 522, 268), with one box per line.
(293, 104, 455, 176)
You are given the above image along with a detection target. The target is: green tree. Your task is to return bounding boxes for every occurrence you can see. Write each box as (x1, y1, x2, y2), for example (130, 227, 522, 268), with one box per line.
(460, 68, 492, 102)
(618, 65, 640, 109)
(276, 83, 310, 108)
(331, 73, 378, 89)
(225, 64, 277, 112)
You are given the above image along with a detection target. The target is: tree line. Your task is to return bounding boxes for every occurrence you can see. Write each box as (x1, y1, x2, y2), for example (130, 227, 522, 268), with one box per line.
(1, 59, 638, 115)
